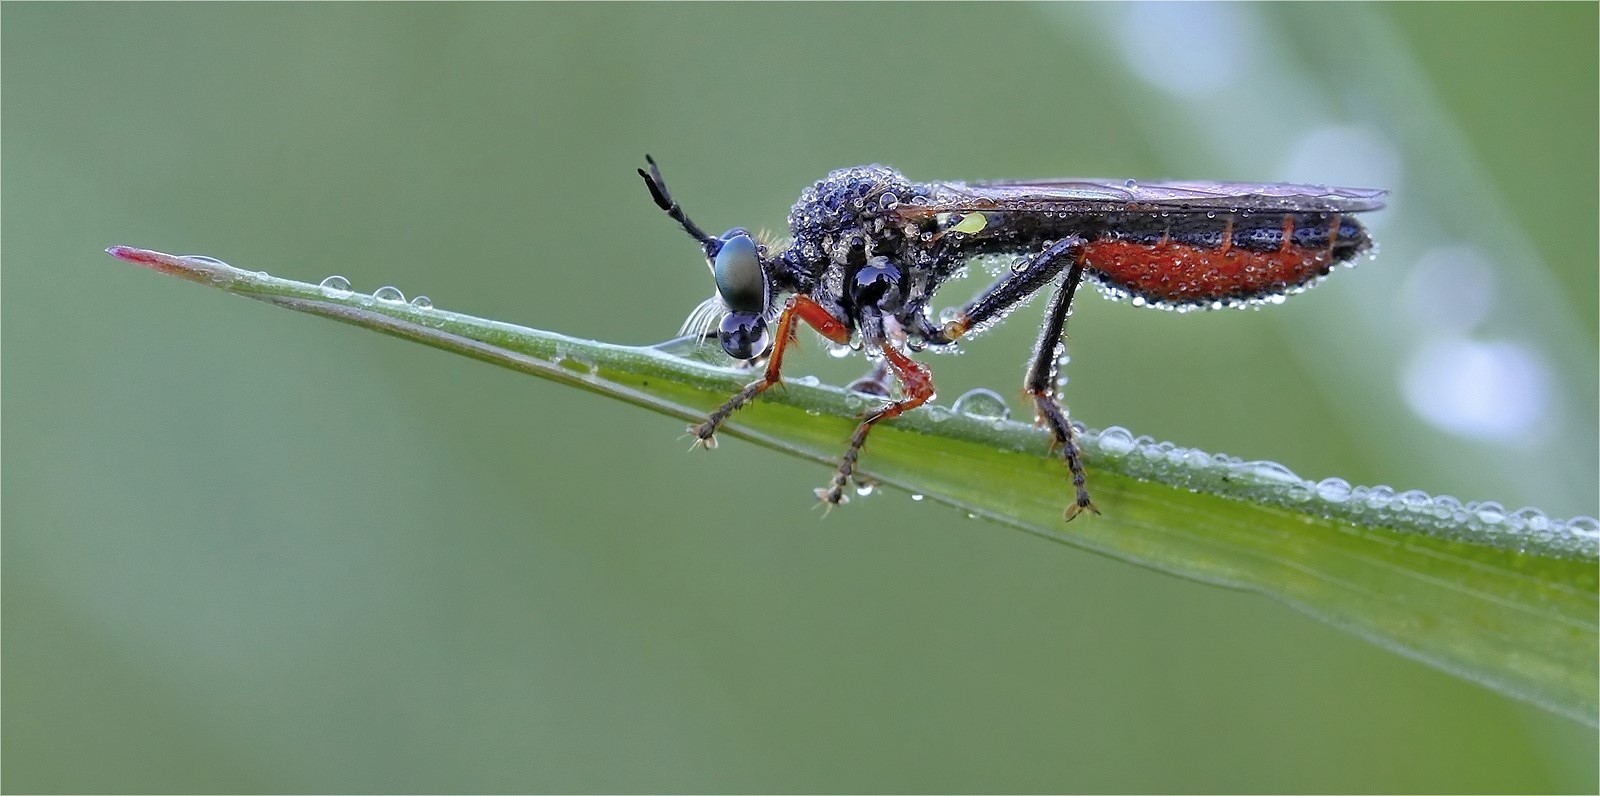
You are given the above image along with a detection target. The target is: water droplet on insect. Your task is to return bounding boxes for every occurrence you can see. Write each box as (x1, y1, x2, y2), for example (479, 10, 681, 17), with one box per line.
(855, 482, 875, 497)
(950, 388, 1010, 421)
(1124, 178, 1138, 189)
(409, 295, 433, 309)
(910, 493, 924, 501)
(827, 342, 854, 359)
(319, 275, 353, 296)
(372, 285, 405, 302)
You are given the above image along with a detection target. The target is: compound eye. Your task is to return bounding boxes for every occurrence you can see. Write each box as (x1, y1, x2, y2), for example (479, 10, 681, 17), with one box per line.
(712, 232, 766, 314)
(718, 312, 770, 361)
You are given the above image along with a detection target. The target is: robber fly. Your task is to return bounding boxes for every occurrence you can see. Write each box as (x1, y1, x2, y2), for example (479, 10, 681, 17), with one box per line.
(638, 157, 1385, 519)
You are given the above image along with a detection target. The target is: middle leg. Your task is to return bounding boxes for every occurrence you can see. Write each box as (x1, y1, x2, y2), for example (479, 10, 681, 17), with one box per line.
(816, 343, 936, 506)
(912, 236, 1098, 519)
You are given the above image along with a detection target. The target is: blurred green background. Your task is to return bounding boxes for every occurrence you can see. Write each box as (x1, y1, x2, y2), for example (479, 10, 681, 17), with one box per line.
(5, 3, 1596, 792)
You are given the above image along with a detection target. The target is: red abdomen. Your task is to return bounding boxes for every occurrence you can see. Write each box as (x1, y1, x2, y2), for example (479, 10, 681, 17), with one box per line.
(1081, 212, 1369, 306)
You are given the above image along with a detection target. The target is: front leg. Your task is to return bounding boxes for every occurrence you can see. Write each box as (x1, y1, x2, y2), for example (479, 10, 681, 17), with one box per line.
(691, 294, 849, 447)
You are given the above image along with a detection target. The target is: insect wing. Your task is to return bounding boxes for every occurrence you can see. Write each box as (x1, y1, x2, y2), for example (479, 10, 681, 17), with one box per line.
(894, 178, 1387, 218)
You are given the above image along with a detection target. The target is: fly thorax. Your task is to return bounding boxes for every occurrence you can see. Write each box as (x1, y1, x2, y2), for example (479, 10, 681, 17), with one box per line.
(787, 165, 922, 256)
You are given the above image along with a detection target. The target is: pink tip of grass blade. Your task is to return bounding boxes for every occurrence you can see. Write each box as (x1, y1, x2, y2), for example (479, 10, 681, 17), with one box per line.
(105, 244, 160, 264)
(105, 245, 226, 283)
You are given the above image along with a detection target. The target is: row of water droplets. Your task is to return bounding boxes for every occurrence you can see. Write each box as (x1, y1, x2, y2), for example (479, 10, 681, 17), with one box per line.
(823, 372, 1598, 554)
(1087, 424, 1599, 557)
(316, 274, 432, 310)
(173, 254, 440, 310)
(847, 396, 1600, 553)
(319, 270, 599, 378)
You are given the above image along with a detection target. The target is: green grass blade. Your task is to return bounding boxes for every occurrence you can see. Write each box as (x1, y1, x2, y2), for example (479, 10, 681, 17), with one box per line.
(107, 245, 1600, 725)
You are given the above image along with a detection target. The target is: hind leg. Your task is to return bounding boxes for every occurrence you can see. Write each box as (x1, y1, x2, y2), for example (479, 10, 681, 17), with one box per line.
(1025, 256, 1098, 520)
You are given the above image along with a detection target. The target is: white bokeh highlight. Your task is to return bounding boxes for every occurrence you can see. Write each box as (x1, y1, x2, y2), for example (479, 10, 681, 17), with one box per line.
(1115, 3, 1245, 96)
(1399, 247, 1498, 335)
(1402, 337, 1552, 443)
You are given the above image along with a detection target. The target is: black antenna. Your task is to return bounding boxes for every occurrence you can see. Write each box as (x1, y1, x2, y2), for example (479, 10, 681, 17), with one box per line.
(639, 155, 717, 253)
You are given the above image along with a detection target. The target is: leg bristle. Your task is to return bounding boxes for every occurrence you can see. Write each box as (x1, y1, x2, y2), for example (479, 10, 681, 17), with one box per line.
(814, 486, 848, 508)
(685, 424, 718, 450)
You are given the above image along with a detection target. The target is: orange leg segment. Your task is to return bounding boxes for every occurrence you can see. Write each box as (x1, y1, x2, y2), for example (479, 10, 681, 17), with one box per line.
(690, 295, 849, 447)
(815, 342, 936, 506)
